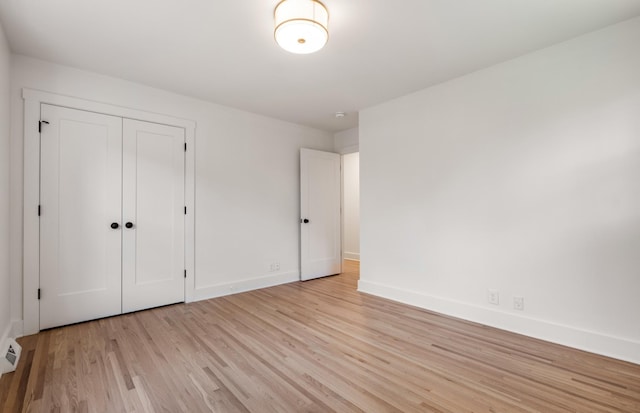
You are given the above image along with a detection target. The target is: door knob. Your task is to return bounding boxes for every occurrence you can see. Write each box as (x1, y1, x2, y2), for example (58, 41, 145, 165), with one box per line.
(302, 218, 310, 224)
(110, 222, 120, 229)
(125, 222, 134, 229)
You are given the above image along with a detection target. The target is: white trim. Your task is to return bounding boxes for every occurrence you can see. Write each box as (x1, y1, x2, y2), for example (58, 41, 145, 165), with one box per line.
(343, 252, 360, 261)
(336, 144, 359, 155)
(0, 321, 10, 379)
(193, 271, 300, 302)
(358, 279, 640, 365)
(340, 155, 345, 269)
(185, 127, 196, 303)
(22, 89, 196, 130)
(10, 320, 23, 339)
(23, 95, 40, 335)
(22, 88, 197, 335)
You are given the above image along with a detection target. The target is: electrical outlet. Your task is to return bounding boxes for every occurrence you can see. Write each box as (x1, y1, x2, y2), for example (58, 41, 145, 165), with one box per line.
(269, 262, 281, 272)
(514, 296, 524, 311)
(488, 289, 499, 305)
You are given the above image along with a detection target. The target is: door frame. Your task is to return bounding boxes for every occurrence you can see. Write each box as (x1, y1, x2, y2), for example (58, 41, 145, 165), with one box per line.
(337, 144, 359, 270)
(22, 88, 196, 335)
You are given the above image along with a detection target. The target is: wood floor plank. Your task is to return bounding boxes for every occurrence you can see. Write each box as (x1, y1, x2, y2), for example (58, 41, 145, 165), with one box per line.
(1, 260, 640, 412)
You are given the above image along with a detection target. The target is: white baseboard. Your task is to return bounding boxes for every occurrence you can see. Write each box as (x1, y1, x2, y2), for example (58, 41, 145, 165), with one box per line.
(11, 320, 24, 339)
(358, 279, 640, 365)
(0, 320, 11, 379)
(343, 252, 360, 261)
(192, 271, 300, 302)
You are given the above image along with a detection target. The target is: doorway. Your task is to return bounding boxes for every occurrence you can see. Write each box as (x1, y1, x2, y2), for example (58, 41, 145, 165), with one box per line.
(342, 152, 360, 266)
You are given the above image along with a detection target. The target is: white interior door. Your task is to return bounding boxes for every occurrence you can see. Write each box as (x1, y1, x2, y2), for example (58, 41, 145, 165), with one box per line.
(300, 148, 342, 280)
(122, 119, 185, 313)
(39, 104, 123, 329)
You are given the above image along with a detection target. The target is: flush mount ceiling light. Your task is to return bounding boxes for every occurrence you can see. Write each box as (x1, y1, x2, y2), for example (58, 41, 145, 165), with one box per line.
(274, 0, 329, 54)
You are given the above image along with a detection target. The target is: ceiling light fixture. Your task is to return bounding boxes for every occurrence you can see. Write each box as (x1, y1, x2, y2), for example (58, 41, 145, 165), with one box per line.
(274, 0, 329, 54)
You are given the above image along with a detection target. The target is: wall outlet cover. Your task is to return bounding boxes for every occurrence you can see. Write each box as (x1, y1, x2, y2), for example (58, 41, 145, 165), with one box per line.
(514, 296, 525, 311)
(488, 289, 499, 305)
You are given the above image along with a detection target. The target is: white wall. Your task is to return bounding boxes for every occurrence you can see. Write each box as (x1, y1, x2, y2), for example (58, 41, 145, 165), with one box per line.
(10, 55, 333, 328)
(343, 152, 360, 261)
(334, 127, 359, 154)
(359, 17, 640, 364)
(0, 19, 11, 348)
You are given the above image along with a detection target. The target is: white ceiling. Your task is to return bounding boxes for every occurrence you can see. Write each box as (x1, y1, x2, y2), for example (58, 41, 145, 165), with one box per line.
(1, 1, 639, 132)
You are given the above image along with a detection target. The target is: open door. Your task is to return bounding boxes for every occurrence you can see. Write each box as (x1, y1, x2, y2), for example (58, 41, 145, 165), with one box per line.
(300, 148, 342, 281)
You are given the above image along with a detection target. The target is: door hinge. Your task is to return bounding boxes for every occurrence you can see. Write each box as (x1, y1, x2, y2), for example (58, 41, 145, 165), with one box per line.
(184, 269, 187, 279)
(38, 120, 49, 133)
(37, 288, 41, 300)
(184, 142, 187, 152)
(38, 205, 41, 216)
(184, 206, 187, 215)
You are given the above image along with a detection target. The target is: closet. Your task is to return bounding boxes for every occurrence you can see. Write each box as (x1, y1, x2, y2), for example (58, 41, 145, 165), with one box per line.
(39, 104, 185, 329)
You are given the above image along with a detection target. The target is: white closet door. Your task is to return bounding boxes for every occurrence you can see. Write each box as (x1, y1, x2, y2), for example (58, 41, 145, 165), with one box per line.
(40, 104, 123, 329)
(300, 148, 342, 280)
(122, 119, 185, 313)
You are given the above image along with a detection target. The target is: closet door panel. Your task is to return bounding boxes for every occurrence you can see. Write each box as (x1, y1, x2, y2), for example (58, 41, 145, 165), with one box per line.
(122, 119, 185, 313)
(40, 104, 123, 329)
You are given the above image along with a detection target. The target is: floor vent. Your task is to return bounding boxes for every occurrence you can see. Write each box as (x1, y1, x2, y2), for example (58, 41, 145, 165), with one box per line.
(0, 338, 22, 376)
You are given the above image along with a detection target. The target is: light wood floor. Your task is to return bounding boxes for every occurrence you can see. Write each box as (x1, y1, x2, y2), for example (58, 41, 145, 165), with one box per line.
(1, 260, 639, 412)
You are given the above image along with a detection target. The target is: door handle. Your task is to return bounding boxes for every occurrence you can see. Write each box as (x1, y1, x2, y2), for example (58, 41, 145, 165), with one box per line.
(125, 222, 134, 229)
(302, 218, 310, 224)
(110, 222, 120, 229)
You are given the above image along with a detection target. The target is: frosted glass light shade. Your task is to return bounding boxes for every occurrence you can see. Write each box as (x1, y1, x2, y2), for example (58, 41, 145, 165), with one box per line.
(274, 0, 329, 54)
